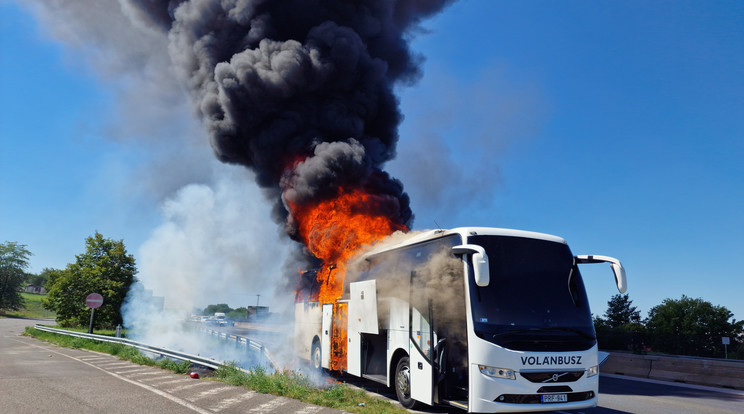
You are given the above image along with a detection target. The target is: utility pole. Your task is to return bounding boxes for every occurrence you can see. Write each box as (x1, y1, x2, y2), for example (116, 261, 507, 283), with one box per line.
(253, 294, 261, 320)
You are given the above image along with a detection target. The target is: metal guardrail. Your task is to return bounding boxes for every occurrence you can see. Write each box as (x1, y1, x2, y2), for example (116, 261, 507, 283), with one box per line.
(199, 327, 279, 369)
(33, 324, 278, 371)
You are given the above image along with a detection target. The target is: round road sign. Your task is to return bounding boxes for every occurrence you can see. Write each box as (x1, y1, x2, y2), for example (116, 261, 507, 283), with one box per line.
(85, 293, 104, 309)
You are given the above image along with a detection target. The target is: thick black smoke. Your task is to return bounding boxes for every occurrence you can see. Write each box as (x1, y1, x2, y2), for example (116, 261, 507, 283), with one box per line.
(124, 0, 456, 239)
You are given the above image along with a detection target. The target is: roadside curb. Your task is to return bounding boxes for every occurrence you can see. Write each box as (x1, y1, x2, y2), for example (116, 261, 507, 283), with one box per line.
(600, 373, 744, 396)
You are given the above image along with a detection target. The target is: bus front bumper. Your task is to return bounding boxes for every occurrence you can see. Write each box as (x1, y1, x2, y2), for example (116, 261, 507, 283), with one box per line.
(468, 366, 599, 413)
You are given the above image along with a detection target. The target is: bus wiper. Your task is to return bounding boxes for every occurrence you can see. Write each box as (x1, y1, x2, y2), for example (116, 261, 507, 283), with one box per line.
(543, 327, 596, 340)
(491, 327, 595, 340)
(490, 328, 552, 337)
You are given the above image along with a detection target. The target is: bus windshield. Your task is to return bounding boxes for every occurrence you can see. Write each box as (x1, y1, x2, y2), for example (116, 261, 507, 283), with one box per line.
(466, 235, 596, 351)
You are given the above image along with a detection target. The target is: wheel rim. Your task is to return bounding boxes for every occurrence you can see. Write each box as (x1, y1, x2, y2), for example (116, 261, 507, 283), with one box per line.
(312, 347, 321, 369)
(396, 364, 411, 398)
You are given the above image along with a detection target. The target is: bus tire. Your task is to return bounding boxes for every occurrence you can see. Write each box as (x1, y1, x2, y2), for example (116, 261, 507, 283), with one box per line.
(311, 341, 322, 370)
(394, 356, 419, 409)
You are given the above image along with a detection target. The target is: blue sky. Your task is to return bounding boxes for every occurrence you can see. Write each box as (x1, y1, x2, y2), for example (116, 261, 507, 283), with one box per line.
(2, 1, 742, 322)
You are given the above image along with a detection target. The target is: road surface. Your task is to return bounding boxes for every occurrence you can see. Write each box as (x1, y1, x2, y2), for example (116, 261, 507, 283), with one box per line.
(0, 317, 340, 414)
(3, 317, 742, 413)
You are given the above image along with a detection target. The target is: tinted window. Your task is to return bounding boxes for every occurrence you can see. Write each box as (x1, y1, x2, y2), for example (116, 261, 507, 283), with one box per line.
(467, 235, 596, 351)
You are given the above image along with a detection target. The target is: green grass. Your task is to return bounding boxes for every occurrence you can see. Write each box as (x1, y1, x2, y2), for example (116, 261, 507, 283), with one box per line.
(2, 292, 56, 319)
(24, 327, 408, 414)
(215, 364, 406, 414)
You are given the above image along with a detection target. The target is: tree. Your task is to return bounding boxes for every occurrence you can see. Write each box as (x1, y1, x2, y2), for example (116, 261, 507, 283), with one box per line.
(203, 303, 233, 315)
(604, 293, 641, 328)
(0, 242, 32, 312)
(43, 233, 137, 328)
(43, 268, 66, 290)
(24, 267, 57, 288)
(594, 293, 645, 353)
(646, 295, 743, 358)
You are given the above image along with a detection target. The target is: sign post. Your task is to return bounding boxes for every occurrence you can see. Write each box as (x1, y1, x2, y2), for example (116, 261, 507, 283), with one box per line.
(722, 337, 730, 359)
(86, 293, 104, 334)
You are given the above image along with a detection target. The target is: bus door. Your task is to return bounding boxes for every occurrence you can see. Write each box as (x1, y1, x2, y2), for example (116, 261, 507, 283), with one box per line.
(409, 270, 434, 405)
(321, 303, 333, 369)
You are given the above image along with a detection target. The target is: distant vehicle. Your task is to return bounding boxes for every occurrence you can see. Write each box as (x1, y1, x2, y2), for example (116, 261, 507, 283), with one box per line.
(213, 312, 234, 327)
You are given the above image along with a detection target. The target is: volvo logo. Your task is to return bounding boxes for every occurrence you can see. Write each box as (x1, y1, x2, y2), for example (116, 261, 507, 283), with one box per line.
(542, 372, 569, 383)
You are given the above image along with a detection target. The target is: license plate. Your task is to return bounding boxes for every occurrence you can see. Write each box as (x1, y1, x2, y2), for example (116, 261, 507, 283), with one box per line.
(541, 394, 568, 403)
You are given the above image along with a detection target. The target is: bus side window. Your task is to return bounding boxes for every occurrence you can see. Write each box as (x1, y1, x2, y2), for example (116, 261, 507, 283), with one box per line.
(411, 303, 432, 358)
(409, 261, 434, 360)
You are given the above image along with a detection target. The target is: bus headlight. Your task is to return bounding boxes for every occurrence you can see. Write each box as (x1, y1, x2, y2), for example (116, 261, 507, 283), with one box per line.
(478, 365, 516, 380)
(587, 365, 599, 377)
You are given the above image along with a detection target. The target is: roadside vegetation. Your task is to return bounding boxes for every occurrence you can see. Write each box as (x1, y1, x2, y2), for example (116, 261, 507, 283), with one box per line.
(594, 293, 743, 359)
(0, 241, 32, 313)
(42, 232, 137, 329)
(215, 364, 405, 413)
(1, 234, 137, 332)
(3, 292, 55, 318)
(24, 326, 407, 414)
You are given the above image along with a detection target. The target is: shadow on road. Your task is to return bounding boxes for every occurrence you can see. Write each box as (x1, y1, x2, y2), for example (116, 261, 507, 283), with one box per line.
(599, 375, 744, 402)
(334, 371, 638, 414)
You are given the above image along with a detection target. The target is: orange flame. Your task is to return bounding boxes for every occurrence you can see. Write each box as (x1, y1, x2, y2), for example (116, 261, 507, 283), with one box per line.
(288, 186, 408, 371)
(330, 302, 348, 371)
(289, 187, 408, 303)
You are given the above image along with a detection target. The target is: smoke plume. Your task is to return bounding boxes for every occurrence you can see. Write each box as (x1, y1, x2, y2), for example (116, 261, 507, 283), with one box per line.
(19, 0, 460, 369)
(122, 0, 457, 251)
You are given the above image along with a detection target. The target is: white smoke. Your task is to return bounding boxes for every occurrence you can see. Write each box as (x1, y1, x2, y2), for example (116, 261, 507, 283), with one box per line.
(137, 167, 290, 309)
(121, 164, 298, 367)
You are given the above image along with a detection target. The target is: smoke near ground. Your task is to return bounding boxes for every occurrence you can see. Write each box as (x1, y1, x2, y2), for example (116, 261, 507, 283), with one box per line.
(135, 166, 291, 311)
(121, 165, 299, 367)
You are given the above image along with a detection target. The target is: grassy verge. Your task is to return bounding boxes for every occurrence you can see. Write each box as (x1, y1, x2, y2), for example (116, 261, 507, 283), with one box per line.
(24, 327, 408, 414)
(2, 293, 56, 319)
(215, 364, 405, 414)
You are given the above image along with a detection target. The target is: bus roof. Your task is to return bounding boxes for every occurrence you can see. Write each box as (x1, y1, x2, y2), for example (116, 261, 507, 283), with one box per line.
(360, 227, 567, 260)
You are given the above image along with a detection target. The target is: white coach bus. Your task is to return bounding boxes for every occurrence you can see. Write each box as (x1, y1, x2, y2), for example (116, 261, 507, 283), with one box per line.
(294, 227, 627, 412)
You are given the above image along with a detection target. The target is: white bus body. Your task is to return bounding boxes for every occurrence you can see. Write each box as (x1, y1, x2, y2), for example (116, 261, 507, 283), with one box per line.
(294, 227, 627, 413)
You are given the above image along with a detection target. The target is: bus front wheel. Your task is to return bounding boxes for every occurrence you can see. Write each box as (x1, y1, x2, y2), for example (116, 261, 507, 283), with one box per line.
(394, 356, 419, 409)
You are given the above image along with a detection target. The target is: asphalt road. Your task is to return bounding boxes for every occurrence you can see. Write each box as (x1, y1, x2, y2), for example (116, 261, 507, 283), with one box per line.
(3, 317, 742, 413)
(0, 317, 340, 414)
(219, 323, 744, 413)
(587, 374, 744, 414)
(351, 372, 744, 414)
(333, 357, 744, 414)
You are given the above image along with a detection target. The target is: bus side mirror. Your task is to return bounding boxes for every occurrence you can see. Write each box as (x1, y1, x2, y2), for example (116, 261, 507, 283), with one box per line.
(575, 255, 627, 293)
(452, 244, 490, 287)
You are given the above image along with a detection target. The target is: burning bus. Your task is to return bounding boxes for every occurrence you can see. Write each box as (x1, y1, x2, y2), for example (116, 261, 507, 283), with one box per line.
(115, 3, 627, 411)
(294, 227, 627, 413)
